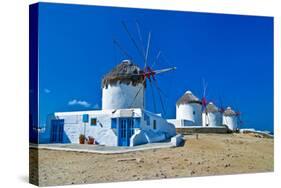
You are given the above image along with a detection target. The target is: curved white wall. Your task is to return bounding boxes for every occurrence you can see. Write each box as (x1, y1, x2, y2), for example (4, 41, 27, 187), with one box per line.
(203, 112, 222, 127)
(176, 103, 202, 126)
(223, 116, 238, 131)
(102, 83, 144, 110)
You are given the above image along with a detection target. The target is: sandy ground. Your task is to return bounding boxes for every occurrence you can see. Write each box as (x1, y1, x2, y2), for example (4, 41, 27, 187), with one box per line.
(30, 133, 274, 186)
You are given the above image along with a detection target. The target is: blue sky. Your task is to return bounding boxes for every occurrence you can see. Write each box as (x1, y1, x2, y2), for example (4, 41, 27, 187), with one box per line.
(38, 3, 273, 132)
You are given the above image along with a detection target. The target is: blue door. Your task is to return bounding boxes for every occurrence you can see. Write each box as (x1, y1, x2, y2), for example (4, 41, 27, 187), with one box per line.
(50, 119, 64, 143)
(118, 118, 134, 146)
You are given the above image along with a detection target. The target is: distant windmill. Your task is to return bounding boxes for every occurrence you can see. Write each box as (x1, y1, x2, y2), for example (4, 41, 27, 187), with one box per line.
(217, 96, 233, 129)
(201, 81, 222, 127)
(232, 100, 244, 129)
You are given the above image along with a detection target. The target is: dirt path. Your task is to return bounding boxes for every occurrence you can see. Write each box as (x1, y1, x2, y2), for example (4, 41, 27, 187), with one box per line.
(30, 133, 273, 186)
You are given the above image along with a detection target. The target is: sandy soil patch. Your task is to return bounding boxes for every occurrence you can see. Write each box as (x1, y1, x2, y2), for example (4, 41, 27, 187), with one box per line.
(30, 133, 273, 186)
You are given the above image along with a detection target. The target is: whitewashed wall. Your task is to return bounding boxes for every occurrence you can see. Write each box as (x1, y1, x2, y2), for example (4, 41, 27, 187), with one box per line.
(167, 119, 182, 128)
(202, 112, 222, 127)
(102, 83, 144, 110)
(223, 115, 238, 131)
(141, 110, 176, 137)
(43, 108, 176, 146)
(55, 110, 118, 146)
(130, 110, 176, 146)
(176, 103, 202, 126)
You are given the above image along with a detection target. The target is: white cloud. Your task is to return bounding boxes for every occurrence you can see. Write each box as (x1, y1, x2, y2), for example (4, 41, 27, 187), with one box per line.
(92, 104, 99, 109)
(44, 88, 51, 94)
(68, 99, 91, 108)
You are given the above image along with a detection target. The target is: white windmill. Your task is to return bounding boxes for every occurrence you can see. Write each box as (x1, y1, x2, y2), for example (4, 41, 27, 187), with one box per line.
(103, 21, 176, 116)
(222, 107, 238, 131)
(176, 90, 202, 126)
(219, 97, 243, 131)
(202, 102, 222, 127)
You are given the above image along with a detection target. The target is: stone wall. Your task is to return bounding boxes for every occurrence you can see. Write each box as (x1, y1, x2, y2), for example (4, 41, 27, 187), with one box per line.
(176, 126, 229, 135)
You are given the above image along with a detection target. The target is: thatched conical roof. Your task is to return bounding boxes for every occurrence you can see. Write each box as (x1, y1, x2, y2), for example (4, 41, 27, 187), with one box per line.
(102, 60, 145, 88)
(176, 91, 202, 106)
(223, 107, 236, 116)
(205, 102, 220, 113)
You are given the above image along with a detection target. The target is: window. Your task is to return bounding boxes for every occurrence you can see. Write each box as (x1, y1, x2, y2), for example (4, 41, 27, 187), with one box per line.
(153, 120, 157, 130)
(90, 118, 97, 126)
(82, 114, 89, 123)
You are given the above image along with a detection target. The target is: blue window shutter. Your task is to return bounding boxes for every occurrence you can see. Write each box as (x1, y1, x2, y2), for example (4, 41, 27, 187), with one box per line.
(82, 114, 89, 123)
(111, 118, 117, 128)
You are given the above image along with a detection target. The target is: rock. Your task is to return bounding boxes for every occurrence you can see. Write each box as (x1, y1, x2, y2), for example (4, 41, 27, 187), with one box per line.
(171, 134, 184, 146)
(162, 157, 170, 160)
(190, 170, 196, 175)
(224, 164, 231, 168)
(116, 157, 142, 162)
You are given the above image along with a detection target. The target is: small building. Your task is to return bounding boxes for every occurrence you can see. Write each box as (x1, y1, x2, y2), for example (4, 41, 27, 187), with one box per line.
(42, 108, 175, 146)
(168, 91, 202, 127)
(222, 107, 238, 131)
(39, 60, 176, 146)
(202, 102, 222, 127)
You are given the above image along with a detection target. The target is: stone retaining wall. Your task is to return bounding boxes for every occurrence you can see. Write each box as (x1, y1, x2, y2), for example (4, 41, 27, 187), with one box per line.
(176, 126, 229, 135)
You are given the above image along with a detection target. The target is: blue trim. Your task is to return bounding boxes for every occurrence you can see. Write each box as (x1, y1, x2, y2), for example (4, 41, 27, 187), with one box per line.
(82, 114, 89, 122)
(117, 118, 135, 146)
(111, 118, 117, 129)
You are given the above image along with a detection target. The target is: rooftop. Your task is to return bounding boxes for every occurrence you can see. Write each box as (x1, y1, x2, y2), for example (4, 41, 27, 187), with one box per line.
(223, 107, 237, 116)
(176, 90, 202, 106)
(102, 60, 145, 88)
(206, 102, 220, 113)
